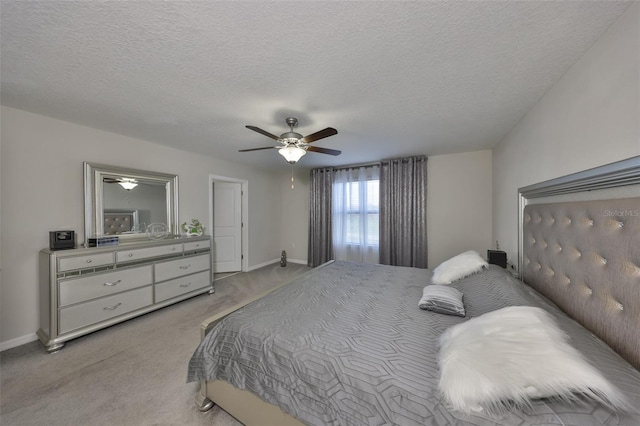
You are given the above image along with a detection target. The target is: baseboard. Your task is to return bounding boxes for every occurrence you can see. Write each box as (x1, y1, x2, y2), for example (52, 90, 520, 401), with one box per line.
(247, 258, 280, 271)
(0, 332, 38, 352)
(247, 258, 309, 271)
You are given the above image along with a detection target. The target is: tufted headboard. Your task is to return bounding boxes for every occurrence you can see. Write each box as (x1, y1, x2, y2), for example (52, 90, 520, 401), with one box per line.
(522, 197, 640, 369)
(104, 211, 135, 235)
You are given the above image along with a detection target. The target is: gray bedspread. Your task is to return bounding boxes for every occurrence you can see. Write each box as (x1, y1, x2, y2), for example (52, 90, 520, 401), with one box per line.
(187, 261, 640, 425)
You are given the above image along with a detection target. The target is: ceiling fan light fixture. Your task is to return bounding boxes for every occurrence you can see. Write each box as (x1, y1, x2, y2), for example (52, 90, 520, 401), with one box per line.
(278, 146, 306, 164)
(118, 179, 138, 190)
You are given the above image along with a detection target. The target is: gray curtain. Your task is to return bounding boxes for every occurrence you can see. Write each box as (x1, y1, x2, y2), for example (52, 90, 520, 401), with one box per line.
(379, 156, 428, 268)
(308, 167, 334, 267)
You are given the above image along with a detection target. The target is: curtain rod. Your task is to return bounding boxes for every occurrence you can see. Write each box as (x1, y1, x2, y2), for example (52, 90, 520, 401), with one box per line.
(312, 155, 427, 172)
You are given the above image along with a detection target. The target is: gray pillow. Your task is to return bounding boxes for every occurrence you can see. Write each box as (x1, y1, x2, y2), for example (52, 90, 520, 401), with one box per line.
(418, 285, 465, 317)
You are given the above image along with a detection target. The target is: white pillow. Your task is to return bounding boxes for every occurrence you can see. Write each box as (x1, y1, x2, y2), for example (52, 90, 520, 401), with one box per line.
(418, 285, 465, 317)
(438, 306, 631, 415)
(431, 250, 488, 285)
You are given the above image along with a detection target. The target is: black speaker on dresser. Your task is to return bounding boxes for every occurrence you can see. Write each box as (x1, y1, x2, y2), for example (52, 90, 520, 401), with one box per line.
(487, 250, 507, 268)
(49, 230, 75, 250)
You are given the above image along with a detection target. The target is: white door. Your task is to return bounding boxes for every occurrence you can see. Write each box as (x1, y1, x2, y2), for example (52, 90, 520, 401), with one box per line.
(213, 182, 242, 273)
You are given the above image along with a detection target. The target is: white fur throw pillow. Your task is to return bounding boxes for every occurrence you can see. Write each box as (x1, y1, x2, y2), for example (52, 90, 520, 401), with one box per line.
(438, 306, 631, 415)
(431, 250, 488, 285)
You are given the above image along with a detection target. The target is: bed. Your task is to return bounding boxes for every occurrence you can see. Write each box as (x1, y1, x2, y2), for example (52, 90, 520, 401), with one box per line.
(187, 196, 640, 425)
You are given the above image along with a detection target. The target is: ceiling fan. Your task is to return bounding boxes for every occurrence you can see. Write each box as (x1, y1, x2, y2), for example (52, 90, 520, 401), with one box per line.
(240, 117, 340, 163)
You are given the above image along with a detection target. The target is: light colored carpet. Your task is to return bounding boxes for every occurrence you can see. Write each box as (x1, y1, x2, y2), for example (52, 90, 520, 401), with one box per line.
(0, 262, 311, 426)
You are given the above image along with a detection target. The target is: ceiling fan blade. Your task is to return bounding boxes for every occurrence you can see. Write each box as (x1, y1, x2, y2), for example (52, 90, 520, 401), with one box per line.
(306, 146, 342, 156)
(246, 125, 280, 141)
(238, 146, 279, 152)
(300, 127, 338, 144)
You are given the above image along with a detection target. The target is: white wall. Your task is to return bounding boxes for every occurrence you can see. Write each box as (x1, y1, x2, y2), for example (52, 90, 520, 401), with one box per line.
(493, 3, 640, 265)
(279, 168, 310, 263)
(427, 150, 493, 267)
(0, 106, 283, 346)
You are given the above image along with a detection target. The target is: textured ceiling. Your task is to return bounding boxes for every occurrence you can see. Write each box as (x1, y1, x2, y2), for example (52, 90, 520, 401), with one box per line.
(0, 1, 631, 170)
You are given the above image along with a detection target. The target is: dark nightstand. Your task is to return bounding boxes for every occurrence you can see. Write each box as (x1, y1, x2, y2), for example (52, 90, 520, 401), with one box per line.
(487, 250, 507, 268)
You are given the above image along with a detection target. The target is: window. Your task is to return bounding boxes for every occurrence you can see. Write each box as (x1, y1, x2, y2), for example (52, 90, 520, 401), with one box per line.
(332, 166, 380, 264)
(341, 179, 379, 245)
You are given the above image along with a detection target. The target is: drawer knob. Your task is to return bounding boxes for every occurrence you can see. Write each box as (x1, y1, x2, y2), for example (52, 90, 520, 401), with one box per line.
(103, 302, 122, 311)
(179, 264, 191, 270)
(171, 247, 176, 251)
(86, 259, 93, 264)
(103, 279, 122, 287)
(128, 253, 134, 258)
(180, 282, 192, 288)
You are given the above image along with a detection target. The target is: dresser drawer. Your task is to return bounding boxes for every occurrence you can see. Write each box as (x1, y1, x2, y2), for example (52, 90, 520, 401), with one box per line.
(155, 270, 210, 303)
(58, 265, 153, 307)
(58, 286, 152, 334)
(58, 252, 115, 272)
(116, 244, 182, 263)
(155, 254, 210, 282)
(183, 239, 211, 252)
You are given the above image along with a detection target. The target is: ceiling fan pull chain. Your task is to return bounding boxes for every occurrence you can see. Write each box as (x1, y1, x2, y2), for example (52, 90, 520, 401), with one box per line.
(291, 165, 295, 190)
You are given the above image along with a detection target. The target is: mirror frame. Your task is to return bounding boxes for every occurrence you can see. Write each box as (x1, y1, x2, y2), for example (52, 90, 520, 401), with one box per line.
(83, 162, 179, 244)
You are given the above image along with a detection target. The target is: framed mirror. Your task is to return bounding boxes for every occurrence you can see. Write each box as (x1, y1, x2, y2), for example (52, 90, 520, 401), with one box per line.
(84, 162, 179, 244)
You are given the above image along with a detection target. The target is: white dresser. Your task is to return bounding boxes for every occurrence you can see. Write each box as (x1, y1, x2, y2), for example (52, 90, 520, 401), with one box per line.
(38, 236, 213, 352)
